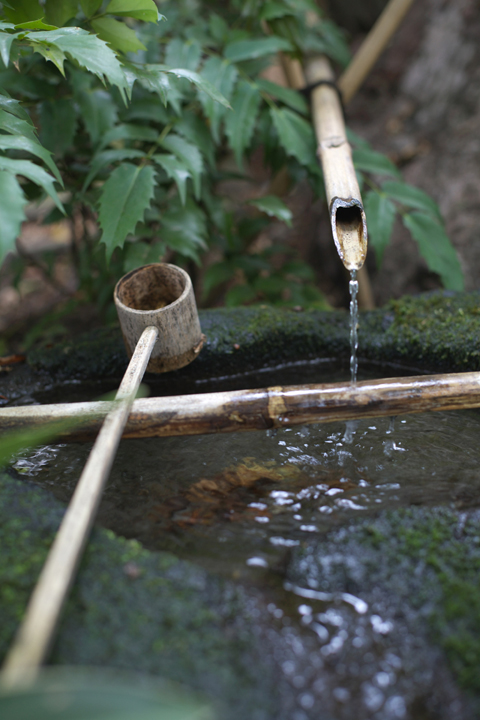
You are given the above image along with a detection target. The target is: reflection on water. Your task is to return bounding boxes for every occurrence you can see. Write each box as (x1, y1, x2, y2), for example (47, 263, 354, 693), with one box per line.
(12, 375, 480, 719)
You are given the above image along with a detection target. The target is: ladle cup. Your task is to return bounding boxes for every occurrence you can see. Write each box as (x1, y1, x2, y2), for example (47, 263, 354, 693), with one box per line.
(1, 263, 203, 688)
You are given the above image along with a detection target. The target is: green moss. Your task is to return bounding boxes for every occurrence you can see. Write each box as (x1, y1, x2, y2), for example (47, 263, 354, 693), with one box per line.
(26, 290, 480, 382)
(0, 473, 280, 717)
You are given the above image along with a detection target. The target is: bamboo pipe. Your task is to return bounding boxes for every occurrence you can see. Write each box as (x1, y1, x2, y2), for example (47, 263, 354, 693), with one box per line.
(2, 372, 480, 442)
(305, 55, 367, 271)
(0, 326, 158, 689)
(338, 0, 415, 104)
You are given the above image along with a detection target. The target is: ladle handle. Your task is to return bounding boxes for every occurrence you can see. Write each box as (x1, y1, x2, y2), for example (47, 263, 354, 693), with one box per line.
(1, 325, 159, 688)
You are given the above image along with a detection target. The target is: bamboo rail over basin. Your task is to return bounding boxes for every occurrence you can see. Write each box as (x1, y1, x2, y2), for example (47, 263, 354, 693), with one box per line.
(2, 372, 480, 442)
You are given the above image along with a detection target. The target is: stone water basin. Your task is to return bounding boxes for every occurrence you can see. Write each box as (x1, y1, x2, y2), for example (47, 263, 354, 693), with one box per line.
(2, 294, 480, 719)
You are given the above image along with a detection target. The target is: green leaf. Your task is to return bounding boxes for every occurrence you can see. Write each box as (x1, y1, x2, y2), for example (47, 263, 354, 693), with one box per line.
(0, 157, 63, 211)
(224, 36, 293, 62)
(352, 148, 401, 179)
(83, 148, 145, 190)
(225, 283, 256, 306)
(224, 80, 261, 168)
(80, 0, 103, 17)
(0, 171, 27, 262)
(105, 0, 158, 23)
(248, 195, 292, 226)
(28, 28, 129, 99)
(202, 261, 235, 297)
(364, 190, 396, 266)
(259, 1, 294, 20)
(39, 98, 77, 158)
(123, 240, 165, 273)
(0, 108, 37, 140)
(403, 211, 464, 291)
(98, 163, 156, 260)
(160, 198, 207, 263)
(99, 123, 159, 149)
(91, 17, 146, 54)
(160, 134, 203, 199)
(175, 113, 216, 169)
(197, 56, 237, 143)
(165, 38, 201, 72)
(0, 134, 61, 182)
(153, 154, 191, 205)
(44, 0, 78, 27)
(270, 106, 316, 167)
(29, 39, 66, 75)
(255, 78, 308, 116)
(123, 63, 171, 105)
(0, 92, 31, 122)
(162, 67, 230, 108)
(0, 30, 19, 66)
(3, 0, 42, 24)
(15, 19, 58, 30)
(75, 87, 118, 145)
(382, 180, 442, 221)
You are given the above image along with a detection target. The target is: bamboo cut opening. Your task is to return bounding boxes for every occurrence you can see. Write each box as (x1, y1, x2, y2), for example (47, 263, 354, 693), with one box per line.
(331, 199, 368, 271)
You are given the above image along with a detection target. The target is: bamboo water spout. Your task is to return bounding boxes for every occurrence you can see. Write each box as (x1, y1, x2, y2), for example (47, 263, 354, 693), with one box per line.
(305, 56, 367, 271)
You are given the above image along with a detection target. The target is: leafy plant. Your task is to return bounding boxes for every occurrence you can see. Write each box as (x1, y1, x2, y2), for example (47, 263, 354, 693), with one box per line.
(0, 0, 464, 322)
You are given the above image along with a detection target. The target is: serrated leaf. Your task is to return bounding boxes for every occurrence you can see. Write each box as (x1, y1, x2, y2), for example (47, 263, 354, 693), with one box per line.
(197, 56, 237, 143)
(122, 96, 169, 124)
(91, 17, 146, 54)
(153, 154, 191, 204)
(160, 134, 203, 198)
(248, 195, 293, 226)
(29, 39, 66, 74)
(255, 78, 308, 116)
(175, 113, 215, 169)
(0, 92, 31, 121)
(225, 283, 256, 307)
(123, 63, 170, 105)
(382, 180, 442, 221)
(99, 123, 159, 149)
(44, 0, 78, 27)
(39, 98, 77, 158)
(0, 108, 37, 140)
(352, 148, 401, 179)
(364, 190, 396, 266)
(0, 157, 64, 211)
(162, 67, 230, 108)
(3, 0, 42, 24)
(83, 148, 145, 190)
(270, 106, 316, 167)
(105, 0, 158, 23)
(165, 38, 201, 72)
(160, 198, 207, 263)
(75, 87, 118, 145)
(80, 0, 103, 17)
(403, 211, 464, 291)
(0, 23, 15, 31)
(224, 80, 261, 168)
(28, 28, 129, 99)
(0, 30, 20, 66)
(16, 19, 58, 30)
(98, 162, 156, 260)
(224, 36, 293, 62)
(0, 171, 27, 262)
(0, 134, 61, 181)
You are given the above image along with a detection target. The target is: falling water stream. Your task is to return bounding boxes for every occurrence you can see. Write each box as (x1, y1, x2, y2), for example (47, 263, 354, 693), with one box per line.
(349, 270, 359, 385)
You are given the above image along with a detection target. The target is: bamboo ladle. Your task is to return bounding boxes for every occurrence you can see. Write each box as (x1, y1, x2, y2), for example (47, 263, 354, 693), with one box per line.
(1, 263, 203, 688)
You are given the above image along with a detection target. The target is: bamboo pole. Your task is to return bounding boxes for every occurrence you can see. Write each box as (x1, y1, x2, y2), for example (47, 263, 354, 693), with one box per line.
(305, 55, 367, 271)
(338, 0, 415, 104)
(1, 325, 158, 689)
(2, 372, 480, 442)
